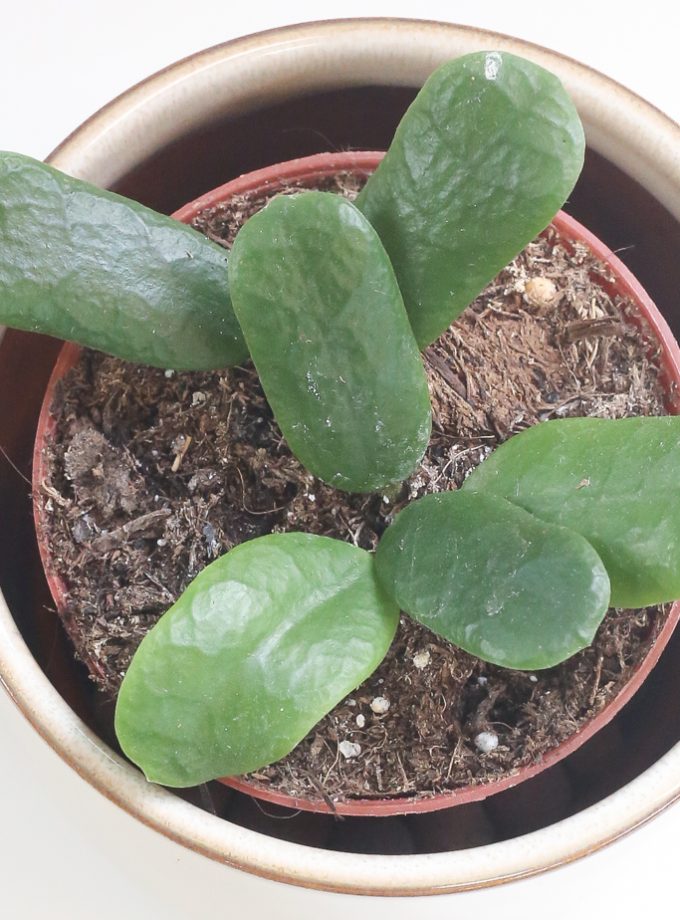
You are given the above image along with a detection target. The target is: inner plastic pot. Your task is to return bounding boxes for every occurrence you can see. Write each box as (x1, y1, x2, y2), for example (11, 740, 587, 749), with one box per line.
(32, 150, 680, 818)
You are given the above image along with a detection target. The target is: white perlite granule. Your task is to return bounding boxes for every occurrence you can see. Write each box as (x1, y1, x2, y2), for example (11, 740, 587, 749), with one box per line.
(474, 731, 499, 754)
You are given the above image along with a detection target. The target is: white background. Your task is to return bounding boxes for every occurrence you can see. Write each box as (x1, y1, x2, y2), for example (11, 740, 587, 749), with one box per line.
(1, 2, 678, 917)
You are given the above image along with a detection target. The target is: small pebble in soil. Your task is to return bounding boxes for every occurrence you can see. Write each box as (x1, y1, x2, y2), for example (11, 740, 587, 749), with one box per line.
(370, 696, 390, 715)
(412, 650, 431, 670)
(72, 517, 94, 543)
(355, 713, 366, 728)
(524, 276, 558, 308)
(338, 740, 362, 760)
(475, 731, 500, 754)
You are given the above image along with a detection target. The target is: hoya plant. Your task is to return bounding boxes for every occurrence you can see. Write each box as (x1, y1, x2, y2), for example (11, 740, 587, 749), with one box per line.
(2, 51, 679, 788)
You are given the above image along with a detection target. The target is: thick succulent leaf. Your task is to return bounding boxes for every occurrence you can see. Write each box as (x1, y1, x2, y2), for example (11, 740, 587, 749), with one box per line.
(228, 191, 432, 492)
(114, 533, 399, 786)
(0, 152, 247, 369)
(464, 417, 680, 608)
(375, 491, 610, 670)
(356, 51, 585, 347)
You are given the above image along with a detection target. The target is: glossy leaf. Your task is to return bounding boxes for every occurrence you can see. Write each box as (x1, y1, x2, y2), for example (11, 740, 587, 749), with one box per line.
(356, 51, 585, 347)
(464, 416, 680, 608)
(228, 191, 432, 492)
(375, 491, 610, 670)
(0, 152, 247, 369)
(114, 533, 399, 786)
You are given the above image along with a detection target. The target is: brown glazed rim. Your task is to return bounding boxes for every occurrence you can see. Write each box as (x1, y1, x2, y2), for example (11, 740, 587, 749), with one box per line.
(33, 150, 680, 818)
(47, 18, 680, 212)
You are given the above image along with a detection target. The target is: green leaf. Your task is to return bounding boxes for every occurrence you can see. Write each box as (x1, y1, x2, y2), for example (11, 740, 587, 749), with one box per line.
(228, 191, 432, 492)
(375, 491, 610, 670)
(356, 51, 585, 347)
(464, 416, 680, 608)
(0, 152, 247, 369)
(114, 533, 399, 786)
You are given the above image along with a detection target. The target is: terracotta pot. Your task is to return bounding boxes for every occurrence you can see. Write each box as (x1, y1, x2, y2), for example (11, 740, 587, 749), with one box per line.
(32, 149, 680, 817)
(3, 19, 680, 895)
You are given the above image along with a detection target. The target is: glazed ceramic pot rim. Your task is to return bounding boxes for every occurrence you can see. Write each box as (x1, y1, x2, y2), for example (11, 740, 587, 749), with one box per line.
(2, 17, 680, 896)
(48, 17, 680, 219)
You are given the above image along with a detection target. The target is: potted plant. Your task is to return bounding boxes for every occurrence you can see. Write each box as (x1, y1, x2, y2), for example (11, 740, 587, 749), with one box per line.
(3, 19, 680, 900)
(4, 48, 680, 821)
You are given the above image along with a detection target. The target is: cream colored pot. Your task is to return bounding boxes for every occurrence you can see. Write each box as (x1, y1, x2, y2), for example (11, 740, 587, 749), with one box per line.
(1, 18, 679, 896)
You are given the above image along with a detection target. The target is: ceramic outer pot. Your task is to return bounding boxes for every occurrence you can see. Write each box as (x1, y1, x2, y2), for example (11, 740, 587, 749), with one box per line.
(32, 149, 680, 818)
(2, 18, 680, 895)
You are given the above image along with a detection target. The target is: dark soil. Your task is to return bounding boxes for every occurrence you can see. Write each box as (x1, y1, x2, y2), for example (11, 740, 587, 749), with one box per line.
(37, 182, 672, 806)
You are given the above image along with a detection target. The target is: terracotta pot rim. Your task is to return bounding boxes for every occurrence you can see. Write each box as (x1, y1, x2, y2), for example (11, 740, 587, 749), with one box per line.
(2, 18, 680, 895)
(32, 149, 680, 818)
